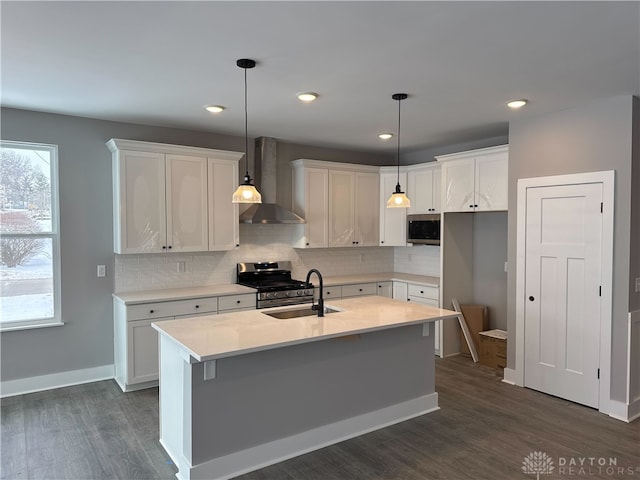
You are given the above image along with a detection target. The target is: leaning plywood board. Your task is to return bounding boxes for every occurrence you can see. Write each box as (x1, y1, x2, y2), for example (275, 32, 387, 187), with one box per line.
(452, 298, 479, 363)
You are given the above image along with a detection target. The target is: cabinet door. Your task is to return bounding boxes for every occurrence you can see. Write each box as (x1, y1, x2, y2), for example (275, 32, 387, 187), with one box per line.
(474, 151, 508, 211)
(165, 154, 208, 252)
(328, 170, 355, 247)
(304, 168, 329, 248)
(354, 172, 379, 246)
(441, 158, 475, 212)
(379, 173, 407, 246)
(408, 167, 436, 214)
(208, 158, 239, 250)
(392, 281, 408, 301)
(117, 150, 166, 253)
(376, 281, 392, 298)
(127, 318, 160, 384)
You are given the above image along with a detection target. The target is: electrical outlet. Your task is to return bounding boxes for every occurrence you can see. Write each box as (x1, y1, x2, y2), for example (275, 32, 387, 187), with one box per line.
(97, 265, 106, 277)
(177, 261, 186, 273)
(635, 277, 640, 293)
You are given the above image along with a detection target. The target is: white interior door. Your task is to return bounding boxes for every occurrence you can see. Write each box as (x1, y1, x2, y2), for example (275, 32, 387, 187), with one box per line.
(524, 182, 602, 408)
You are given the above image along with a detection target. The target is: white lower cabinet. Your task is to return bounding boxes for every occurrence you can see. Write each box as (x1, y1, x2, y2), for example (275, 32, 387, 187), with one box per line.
(376, 281, 392, 298)
(114, 293, 254, 392)
(393, 281, 442, 356)
(321, 282, 381, 300)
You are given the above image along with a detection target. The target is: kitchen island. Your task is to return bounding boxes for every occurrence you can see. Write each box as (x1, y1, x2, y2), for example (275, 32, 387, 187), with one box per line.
(152, 296, 458, 480)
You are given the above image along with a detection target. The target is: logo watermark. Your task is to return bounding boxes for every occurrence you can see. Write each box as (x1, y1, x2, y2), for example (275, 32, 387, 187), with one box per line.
(522, 452, 640, 478)
(522, 451, 555, 479)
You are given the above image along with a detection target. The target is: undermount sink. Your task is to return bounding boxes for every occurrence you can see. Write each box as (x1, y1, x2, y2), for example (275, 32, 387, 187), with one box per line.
(263, 306, 341, 319)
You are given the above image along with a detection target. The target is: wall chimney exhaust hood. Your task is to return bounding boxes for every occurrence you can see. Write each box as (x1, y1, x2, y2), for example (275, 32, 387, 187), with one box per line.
(239, 137, 305, 224)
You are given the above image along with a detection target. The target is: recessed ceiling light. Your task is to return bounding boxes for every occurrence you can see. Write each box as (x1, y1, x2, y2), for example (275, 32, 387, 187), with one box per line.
(297, 92, 318, 102)
(205, 105, 225, 114)
(378, 133, 394, 140)
(507, 99, 528, 109)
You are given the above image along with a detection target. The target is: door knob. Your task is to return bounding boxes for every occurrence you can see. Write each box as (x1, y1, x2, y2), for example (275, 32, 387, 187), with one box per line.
(529, 296, 535, 302)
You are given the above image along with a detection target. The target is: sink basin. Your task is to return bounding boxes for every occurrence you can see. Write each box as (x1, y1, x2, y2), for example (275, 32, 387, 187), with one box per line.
(263, 305, 341, 319)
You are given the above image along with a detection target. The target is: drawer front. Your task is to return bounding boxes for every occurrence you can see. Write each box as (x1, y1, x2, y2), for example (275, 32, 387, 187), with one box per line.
(322, 286, 343, 299)
(219, 293, 256, 312)
(408, 296, 439, 308)
(341, 283, 377, 298)
(126, 297, 218, 320)
(407, 284, 439, 301)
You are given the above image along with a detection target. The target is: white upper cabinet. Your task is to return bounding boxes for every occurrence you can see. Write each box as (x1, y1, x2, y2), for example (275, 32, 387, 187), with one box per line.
(354, 172, 380, 246)
(208, 158, 240, 251)
(437, 145, 508, 213)
(165, 154, 209, 252)
(407, 163, 441, 214)
(292, 159, 379, 248)
(108, 139, 242, 254)
(292, 164, 329, 248)
(329, 170, 355, 247)
(379, 169, 407, 247)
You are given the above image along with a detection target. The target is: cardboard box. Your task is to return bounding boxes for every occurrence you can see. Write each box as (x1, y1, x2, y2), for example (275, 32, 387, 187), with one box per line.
(459, 304, 489, 356)
(479, 329, 507, 369)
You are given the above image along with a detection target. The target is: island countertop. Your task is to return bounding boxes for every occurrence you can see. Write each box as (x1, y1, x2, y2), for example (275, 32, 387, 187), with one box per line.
(152, 296, 458, 363)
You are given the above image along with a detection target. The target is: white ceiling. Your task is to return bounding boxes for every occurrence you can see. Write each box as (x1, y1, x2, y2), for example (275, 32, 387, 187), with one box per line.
(1, 1, 638, 154)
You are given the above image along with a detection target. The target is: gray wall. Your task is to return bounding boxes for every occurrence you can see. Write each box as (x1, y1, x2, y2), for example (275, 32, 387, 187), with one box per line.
(507, 95, 638, 403)
(0, 108, 391, 383)
(472, 212, 508, 330)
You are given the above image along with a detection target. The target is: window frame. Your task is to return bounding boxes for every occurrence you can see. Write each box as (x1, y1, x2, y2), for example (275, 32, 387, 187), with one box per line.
(0, 140, 62, 331)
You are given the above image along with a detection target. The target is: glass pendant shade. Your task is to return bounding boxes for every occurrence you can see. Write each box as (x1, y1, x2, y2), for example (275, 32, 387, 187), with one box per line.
(387, 184, 411, 208)
(232, 175, 262, 203)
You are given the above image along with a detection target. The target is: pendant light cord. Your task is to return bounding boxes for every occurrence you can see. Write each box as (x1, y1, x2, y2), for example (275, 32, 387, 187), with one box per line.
(396, 96, 401, 186)
(244, 66, 249, 178)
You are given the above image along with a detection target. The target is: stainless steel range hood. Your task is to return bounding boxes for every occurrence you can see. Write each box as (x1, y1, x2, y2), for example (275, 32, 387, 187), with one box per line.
(239, 137, 305, 224)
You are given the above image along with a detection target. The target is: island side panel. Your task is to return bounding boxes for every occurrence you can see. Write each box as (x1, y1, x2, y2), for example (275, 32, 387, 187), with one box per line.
(190, 324, 435, 466)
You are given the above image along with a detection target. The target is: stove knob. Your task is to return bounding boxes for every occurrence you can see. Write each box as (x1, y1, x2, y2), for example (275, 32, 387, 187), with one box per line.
(297, 290, 305, 296)
(286, 291, 295, 297)
(265, 292, 273, 299)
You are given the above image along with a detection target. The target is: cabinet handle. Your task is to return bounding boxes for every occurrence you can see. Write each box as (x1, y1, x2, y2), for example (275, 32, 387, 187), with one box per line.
(529, 296, 535, 302)
(306, 242, 310, 246)
(420, 290, 424, 294)
(162, 246, 166, 250)
(407, 298, 411, 302)
(469, 205, 474, 208)
(195, 305, 199, 309)
(168, 245, 172, 249)
(236, 244, 240, 247)
(475, 204, 478, 208)
(149, 309, 155, 313)
(381, 241, 384, 244)
(359, 288, 363, 292)
(237, 300, 241, 304)
(326, 291, 331, 295)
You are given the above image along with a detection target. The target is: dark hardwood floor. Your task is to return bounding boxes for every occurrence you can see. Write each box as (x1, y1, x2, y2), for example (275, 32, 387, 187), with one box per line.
(2, 356, 638, 480)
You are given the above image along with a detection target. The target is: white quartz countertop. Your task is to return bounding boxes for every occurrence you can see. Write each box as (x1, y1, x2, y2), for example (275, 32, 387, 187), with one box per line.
(112, 284, 256, 305)
(322, 272, 439, 287)
(152, 296, 457, 363)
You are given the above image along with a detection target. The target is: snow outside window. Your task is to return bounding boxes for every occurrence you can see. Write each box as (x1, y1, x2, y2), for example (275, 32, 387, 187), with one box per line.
(0, 141, 61, 330)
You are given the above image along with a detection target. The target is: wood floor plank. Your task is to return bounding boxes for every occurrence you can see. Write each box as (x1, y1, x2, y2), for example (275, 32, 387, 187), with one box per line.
(1, 356, 637, 480)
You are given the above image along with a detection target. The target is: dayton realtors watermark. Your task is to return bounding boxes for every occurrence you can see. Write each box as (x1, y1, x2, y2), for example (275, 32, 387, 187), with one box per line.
(522, 451, 640, 478)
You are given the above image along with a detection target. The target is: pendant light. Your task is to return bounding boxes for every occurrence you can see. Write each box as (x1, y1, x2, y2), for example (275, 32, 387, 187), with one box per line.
(232, 58, 262, 204)
(386, 93, 411, 208)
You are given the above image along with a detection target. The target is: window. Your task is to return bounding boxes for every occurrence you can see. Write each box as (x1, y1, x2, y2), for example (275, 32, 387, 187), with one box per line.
(0, 141, 61, 330)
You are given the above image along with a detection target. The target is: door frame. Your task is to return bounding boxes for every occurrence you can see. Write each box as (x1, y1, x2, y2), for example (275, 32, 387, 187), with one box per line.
(515, 170, 614, 414)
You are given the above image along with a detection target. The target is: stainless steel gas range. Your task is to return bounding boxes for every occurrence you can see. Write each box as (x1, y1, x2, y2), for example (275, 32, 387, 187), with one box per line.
(237, 261, 314, 309)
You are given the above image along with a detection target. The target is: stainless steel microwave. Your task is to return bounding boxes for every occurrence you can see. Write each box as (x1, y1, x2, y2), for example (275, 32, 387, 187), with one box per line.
(407, 214, 441, 245)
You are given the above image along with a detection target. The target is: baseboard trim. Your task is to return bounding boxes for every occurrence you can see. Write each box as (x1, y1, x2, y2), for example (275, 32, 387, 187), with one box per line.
(502, 367, 517, 385)
(0, 364, 115, 398)
(184, 393, 439, 480)
(608, 398, 640, 423)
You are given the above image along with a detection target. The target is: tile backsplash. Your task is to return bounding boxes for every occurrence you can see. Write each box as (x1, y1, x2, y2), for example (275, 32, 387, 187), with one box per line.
(114, 224, 439, 292)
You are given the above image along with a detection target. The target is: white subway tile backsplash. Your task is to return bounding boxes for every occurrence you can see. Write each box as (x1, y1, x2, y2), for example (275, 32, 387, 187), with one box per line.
(114, 225, 439, 293)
